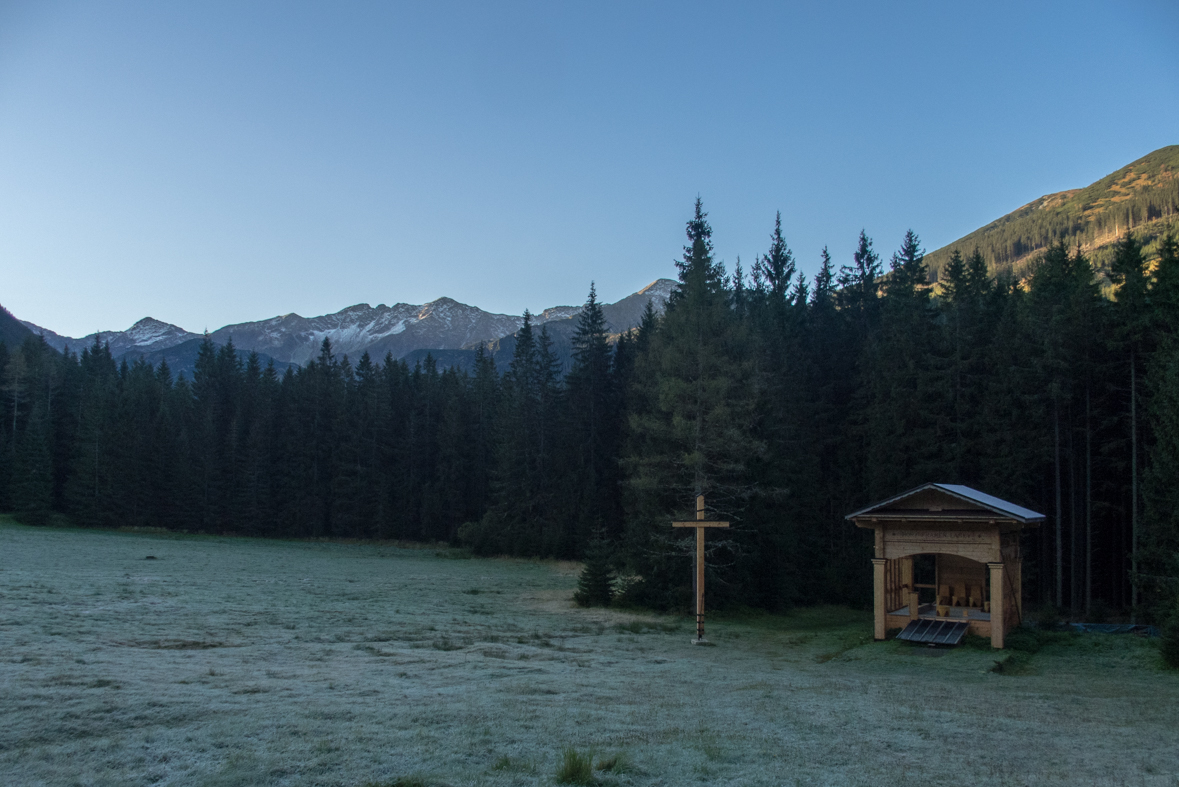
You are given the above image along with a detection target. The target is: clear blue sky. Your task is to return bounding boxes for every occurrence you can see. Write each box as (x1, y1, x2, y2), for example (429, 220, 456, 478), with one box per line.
(3, 0, 1177, 337)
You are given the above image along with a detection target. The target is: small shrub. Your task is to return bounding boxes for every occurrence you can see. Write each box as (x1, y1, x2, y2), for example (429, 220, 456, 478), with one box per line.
(11, 509, 52, 527)
(1005, 625, 1075, 655)
(960, 633, 993, 650)
(457, 516, 501, 556)
(574, 536, 615, 608)
(555, 748, 595, 785)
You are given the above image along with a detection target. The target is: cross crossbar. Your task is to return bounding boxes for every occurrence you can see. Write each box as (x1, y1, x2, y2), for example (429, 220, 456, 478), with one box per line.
(671, 520, 730, 528)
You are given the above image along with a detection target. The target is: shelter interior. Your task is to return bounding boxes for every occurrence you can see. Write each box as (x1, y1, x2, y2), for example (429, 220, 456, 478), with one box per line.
(846, 484, 1045, 649)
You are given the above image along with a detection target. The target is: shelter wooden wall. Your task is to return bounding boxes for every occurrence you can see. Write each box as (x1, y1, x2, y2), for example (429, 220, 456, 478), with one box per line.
(937, 554, 987, 605)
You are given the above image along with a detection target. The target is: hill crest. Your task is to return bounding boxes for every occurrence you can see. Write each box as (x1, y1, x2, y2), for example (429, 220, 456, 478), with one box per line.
(926, 145, 1179, 280)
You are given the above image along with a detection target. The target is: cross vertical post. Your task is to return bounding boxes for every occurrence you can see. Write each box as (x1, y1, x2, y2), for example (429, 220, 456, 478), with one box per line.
(672, 494, 729, 644)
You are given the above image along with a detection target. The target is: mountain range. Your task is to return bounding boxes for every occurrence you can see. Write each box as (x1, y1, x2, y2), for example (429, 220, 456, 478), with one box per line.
(18, 279, 677, 378)
(15, 144, 1173, 371)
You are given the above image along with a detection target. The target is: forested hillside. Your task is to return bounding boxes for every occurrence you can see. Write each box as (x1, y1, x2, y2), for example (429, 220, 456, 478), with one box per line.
(0, 304, 34, 349)
(926, 145, 1179, 282)
(3, 202, 1179, 623)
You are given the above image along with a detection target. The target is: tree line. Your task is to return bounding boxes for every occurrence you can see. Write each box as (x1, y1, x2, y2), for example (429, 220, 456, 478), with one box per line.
(3, 199, 1179, 623)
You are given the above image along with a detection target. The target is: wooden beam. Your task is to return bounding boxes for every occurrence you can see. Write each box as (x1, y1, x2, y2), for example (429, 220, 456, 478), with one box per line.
(989, 562, 1005, 649)
(672, 521, 730, 528)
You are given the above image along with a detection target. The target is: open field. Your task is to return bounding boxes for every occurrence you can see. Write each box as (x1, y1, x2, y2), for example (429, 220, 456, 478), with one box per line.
(1, 519, 1176, 787)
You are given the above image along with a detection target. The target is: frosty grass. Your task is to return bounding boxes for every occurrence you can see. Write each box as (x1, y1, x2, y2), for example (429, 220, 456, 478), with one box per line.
(1, 518, 1176, 786)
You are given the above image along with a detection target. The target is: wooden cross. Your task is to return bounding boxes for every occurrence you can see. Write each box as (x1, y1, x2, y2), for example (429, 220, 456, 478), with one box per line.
(672, 494, 729, 643)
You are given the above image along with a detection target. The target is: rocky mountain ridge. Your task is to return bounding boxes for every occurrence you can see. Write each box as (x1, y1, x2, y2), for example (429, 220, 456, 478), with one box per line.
(23, 317, 201, 357)
(21, 279, 678, 371)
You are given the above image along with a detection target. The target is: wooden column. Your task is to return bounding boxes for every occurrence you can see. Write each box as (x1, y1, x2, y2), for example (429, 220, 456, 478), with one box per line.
(695, 525, 705, 637)
(988, 562, 1005, 649)
(872, 558, 886, 640)
(1014, 557, 1023, 625)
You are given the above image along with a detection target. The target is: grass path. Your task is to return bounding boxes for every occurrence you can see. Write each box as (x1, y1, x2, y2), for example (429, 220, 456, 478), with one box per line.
(1, 518, 1176, 786)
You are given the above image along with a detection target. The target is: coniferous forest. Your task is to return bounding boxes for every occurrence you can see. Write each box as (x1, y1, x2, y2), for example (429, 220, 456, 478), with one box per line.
(4, 200, 1179, 623)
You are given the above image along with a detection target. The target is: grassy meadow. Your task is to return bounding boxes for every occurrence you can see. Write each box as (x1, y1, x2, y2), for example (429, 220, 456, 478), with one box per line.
(1, 518, 1176, 786)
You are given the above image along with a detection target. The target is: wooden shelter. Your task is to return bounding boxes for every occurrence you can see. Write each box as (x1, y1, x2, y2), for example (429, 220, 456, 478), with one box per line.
(846, 483, 1044, 649)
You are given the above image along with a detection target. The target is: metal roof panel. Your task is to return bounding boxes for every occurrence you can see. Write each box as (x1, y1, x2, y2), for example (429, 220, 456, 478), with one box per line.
(845, 482, 1045, 523)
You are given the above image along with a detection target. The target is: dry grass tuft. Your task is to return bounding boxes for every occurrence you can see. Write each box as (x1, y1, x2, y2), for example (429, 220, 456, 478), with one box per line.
(555, 748, 595, 785)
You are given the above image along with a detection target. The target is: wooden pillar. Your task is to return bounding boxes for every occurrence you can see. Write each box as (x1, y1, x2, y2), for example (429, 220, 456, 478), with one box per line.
(988, 562, 1005, 649)
(695, 525, 705, 639)
(1014, 557, 1023, 625)
(872, 558, 886, 640)
(901, 556, 916, 619)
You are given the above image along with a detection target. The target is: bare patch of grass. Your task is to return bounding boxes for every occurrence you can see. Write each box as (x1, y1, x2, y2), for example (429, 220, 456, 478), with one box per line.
(814, 633, 872, 663)
(990, 650, 1035, 675)
(491, 755, 535, 773)
(595, 751, 633, 774)
(612, 619, 676, 635)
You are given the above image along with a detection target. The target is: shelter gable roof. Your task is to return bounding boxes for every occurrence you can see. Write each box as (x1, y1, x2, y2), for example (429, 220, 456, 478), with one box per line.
(845, 483, 1045, 524)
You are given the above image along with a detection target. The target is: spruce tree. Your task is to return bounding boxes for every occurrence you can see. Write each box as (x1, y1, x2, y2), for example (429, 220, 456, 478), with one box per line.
(573, 532, 616, 607)
(861, 230, 946, 498)
(565, 283, 621, 549)
(622, 199, 762, 608)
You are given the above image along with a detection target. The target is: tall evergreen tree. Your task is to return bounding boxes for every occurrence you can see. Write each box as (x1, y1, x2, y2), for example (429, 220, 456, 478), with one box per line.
(565, 283, 621, 549)
(623, 199, 762, 608)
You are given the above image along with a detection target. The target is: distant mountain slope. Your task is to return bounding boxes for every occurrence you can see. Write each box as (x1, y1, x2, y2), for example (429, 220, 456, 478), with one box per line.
(1, 304, 37, 348)
(206, 298, 523, 366)
(22, 317, 200, 356)
(600, 279, 677, 331)
(926, 145, 1179, 279)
